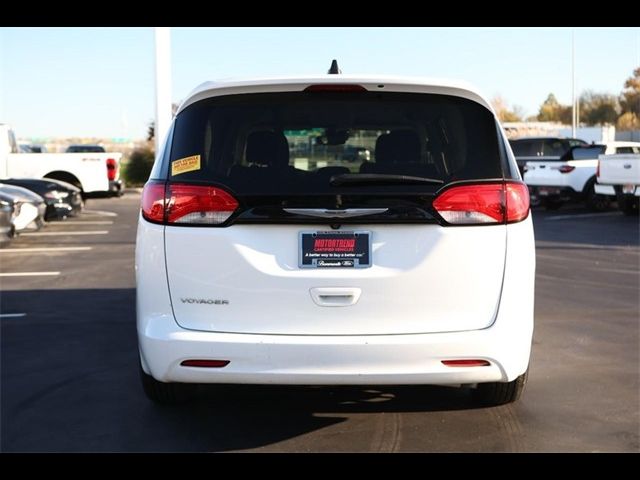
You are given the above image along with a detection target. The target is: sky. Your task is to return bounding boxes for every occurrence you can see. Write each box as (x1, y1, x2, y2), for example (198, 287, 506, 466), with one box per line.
(1, 27, 639, 140)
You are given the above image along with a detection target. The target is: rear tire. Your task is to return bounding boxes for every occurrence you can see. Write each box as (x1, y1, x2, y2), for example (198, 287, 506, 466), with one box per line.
(140, 365, 196, 404)
(584, 179, 611, 212)
(473, 369, 528, 407)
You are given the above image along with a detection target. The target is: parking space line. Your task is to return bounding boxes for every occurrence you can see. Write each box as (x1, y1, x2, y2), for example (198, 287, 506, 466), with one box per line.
(82, 210, 118, 217)
(0, 272, 60, 277)
(545, 212, 621, 221)
(0, 247, 93, 253)
(0, 313, 27, 318)
(21, 231, 109, 236)
(57, 221, 113, 225)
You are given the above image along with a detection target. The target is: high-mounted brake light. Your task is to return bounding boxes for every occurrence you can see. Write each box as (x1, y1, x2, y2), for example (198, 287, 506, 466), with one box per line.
(140, 181, 239, 225)
(304, 84, 367, 93)
(433, 181, 529, 225)
(106, 158, 117, 181)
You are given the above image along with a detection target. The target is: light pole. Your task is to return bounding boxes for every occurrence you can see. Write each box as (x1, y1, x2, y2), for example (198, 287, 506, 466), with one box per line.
(154, 27, 172, 154)
(571, 29, 576, 138)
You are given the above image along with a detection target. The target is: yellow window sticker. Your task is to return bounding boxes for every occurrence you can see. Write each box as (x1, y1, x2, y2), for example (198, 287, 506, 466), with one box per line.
(171, 155, 201, 176)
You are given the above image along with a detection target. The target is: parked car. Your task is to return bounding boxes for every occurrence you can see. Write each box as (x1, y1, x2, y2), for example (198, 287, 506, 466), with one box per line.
(0, 195, 14, 247)
(1, 124, 122, 196)
(136, 72, 535, 407)
(524, 141, 640, 211)
(595, 150, 640, 215)
(0, 183, 46, 233)
(1, 177, 83, 220)
(509, 137, 588, 177)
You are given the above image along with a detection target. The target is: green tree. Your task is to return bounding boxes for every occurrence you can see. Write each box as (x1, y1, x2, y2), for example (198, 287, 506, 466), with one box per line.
(579, 91, 620, 125)
(537, 93, 562, 121)
(620, 67, 640, 117)
(536, 93, 573, 123)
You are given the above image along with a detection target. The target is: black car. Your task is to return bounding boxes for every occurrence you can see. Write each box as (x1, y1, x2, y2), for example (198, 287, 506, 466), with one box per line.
(1, 178, 83, 220)
(509, 137, 588, 177)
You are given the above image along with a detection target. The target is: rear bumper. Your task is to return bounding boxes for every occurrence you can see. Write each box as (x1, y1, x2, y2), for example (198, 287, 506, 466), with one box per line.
(138, 321, 532, 385)
(528, 185, 577, 202)
(109, 180, 124, 196)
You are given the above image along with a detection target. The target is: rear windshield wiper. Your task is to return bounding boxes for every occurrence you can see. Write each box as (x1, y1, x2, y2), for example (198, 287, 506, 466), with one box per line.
(329, 173, 444, 187)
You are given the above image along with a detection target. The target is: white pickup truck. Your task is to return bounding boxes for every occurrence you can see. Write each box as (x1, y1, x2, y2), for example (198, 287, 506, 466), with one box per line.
(1, 123, 123, 196)
(595, 153, 640, 215)
(524, 141, 640, 211)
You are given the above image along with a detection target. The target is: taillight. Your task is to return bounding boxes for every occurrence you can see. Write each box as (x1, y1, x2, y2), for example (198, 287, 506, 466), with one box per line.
(106, 158, 117, 181)
(166, 184, 239, 224)
(504, 182, 530, 223)
(596, 161, 600, 178)
(433, 181, 529, 225)
(141, 181, 166, 222)
(140, 182, 239, 225)
(557, 165, 575, 174)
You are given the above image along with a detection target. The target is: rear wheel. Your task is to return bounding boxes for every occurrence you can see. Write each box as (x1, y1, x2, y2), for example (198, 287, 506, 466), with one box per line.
(584, 179, 611, 212)
(473, 369, 528, 407)
(617, 194, 639, 216)
(140, 364, 196, 404)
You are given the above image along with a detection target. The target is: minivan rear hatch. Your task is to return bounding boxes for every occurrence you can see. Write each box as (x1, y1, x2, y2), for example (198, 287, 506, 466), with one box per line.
(161, 89, 508, 335)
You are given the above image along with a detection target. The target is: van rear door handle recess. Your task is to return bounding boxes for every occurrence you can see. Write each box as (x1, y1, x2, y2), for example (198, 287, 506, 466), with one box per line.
(310, 287, 362, 307)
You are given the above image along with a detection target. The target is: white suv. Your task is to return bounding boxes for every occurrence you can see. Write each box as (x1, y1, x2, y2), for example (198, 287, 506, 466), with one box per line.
(136, 74, 535, 406)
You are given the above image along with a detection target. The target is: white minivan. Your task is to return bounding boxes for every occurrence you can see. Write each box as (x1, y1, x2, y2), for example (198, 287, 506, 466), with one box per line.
(136, 74, 535, 406)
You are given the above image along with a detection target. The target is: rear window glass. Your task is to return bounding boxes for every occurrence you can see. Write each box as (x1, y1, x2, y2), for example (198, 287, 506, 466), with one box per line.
(67, 145, 105, 153)
(169, 92, 502, 194)
(571, 146, 605, 160)
(509, 140, 538, 157)
(542, 139, 568, 156)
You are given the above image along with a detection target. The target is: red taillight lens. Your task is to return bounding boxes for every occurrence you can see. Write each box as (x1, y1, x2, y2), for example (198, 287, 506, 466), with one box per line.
(596, 161, 600, 178)
(166, 184, 239, 224)
(304, 84, 367, 93)
(433, 183, 504, 224)
(141, 181, 166, 222)
(106, 158, 117, 181)
(433, 181, 529, 225)
(505, 182, 530, 223)
(441, 359, 491, 367)
(140, 182, 239, 225)
(557, 165, 576, 174)
(180, 359, 230, 368)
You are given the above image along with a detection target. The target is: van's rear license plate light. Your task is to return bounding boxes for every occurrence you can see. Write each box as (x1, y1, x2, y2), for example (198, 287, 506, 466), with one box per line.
(299, 231, 371, 268)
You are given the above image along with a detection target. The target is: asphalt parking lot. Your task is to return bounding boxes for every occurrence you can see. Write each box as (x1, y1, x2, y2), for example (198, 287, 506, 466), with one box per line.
(1, 193, 638, 452)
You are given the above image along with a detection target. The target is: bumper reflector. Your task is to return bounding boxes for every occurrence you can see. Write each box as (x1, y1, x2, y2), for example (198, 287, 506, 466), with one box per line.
(180, 359, 230, 368)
